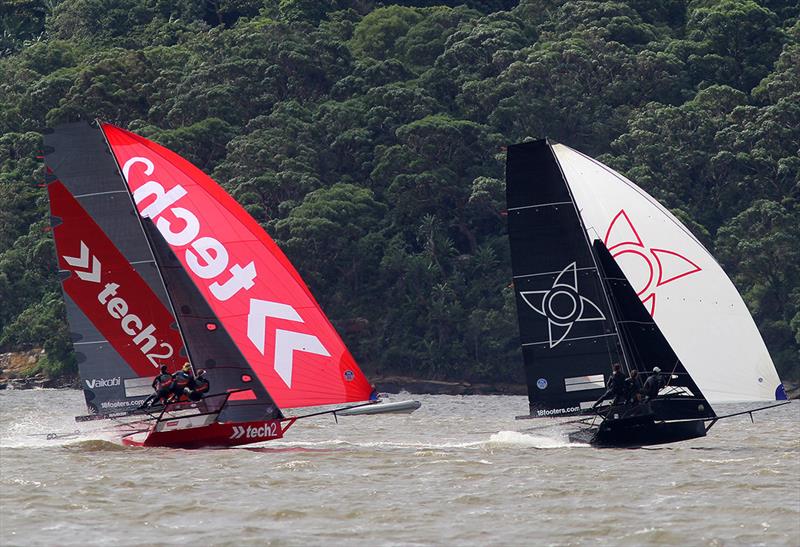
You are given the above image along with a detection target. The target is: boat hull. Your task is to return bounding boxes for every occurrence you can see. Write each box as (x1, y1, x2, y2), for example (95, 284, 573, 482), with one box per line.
(122, 418, 296, 449)
(569, 416, 707, 447)
(336, 400, 421, 416)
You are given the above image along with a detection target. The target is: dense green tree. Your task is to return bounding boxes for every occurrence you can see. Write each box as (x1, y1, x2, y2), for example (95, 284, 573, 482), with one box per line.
(679, 0, 783, 91)
(716, 200, 800, 377)
(0, 0, 797, 383)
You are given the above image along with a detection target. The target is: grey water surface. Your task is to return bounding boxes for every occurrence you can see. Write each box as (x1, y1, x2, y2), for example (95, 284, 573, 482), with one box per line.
(1, 389, 798, 546)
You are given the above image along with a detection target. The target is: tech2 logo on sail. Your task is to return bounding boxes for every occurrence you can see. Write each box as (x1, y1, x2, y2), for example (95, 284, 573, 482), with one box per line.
(120, 153, 332, 394)
(50, 180, 184, 376)
(62, 241, 175, 369)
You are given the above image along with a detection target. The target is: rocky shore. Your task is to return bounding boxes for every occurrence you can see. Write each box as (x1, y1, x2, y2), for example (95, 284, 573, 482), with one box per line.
(1, 350, 798, 398)
(0, 350, 79, 390)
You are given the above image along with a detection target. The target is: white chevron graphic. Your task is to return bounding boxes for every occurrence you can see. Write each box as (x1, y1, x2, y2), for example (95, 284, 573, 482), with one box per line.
(273, 329, 331, 388)
(247, 299, 302, 353)
(63, 241, 101, 283)
(247, 298, 330, 388)
(230, 425, 245, 439)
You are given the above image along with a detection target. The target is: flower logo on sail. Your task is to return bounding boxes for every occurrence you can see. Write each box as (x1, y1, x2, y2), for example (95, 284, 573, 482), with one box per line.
(604, 210, 701, 316)
(520, 262, 606, 348)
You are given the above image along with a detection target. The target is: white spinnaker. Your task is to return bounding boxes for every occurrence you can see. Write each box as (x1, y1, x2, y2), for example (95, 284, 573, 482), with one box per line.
(552, 144, 781, 402)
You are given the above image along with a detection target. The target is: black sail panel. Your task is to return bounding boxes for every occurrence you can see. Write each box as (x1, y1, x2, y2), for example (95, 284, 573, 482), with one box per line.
(506, 140, 623, 416)
(142, 220, 283, 422)
(45, 122, 184, 413)
(593, 240, 715, 418)
(44, 122, 171, 303)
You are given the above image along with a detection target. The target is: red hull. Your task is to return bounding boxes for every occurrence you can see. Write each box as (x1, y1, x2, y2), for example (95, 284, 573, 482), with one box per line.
(122, 418, 296, 449)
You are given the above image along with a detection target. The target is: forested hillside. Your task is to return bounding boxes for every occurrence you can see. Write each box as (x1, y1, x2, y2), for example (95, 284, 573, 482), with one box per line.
(1, 0, 798, 382)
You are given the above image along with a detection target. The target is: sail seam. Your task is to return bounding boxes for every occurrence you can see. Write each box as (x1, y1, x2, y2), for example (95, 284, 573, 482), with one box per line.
(73, 190, 128, 199)
(521, 333, 618, 346)
(508, 201, 572, 211)
(514, 267, 596, 279)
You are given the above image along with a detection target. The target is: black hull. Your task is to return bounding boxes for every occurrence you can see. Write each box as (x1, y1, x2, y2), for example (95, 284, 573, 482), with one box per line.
(569, 416, 707, 447)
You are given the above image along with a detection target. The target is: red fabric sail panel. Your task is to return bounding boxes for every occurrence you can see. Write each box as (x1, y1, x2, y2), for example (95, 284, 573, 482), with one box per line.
(49, 180, 186, 376)
(101, 123, 372, 407)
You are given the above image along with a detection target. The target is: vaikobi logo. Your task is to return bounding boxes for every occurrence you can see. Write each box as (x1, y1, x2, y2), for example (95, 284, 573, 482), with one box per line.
(85, 377, 121, 389)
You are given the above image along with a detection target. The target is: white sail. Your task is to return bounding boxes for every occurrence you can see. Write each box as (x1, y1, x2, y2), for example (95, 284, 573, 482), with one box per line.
(552, 144, 782, 402)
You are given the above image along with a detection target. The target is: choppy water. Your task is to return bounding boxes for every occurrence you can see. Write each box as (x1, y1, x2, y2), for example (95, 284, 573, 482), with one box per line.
(0, 390, 798, 546)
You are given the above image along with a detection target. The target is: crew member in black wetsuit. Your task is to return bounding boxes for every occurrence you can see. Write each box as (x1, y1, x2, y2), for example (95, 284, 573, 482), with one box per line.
(593, 363, 627, 408)
(168, 362, 194, 402)
(185, 369, 210, 401)
(642, 367, 665, 401)
(141, 365, 173, 408)
(625, 369, 643, 404)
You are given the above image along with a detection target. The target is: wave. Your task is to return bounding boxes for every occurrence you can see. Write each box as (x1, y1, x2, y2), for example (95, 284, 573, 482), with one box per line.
(62, 439, 129, 451)
(483, 430, 582, 449)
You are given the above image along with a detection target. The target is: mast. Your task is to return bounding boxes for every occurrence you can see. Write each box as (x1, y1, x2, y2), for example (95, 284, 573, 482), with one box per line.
(96, 120, 197, 372)
(548, 143, 632, 375)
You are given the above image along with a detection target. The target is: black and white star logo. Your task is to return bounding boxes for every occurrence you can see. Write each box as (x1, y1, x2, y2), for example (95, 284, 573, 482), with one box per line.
(520, 262, 606, 348)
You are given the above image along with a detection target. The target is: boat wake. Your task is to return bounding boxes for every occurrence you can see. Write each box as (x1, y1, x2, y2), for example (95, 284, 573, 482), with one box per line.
(484, 430, 584, 449)
(62, 439, 130, 451)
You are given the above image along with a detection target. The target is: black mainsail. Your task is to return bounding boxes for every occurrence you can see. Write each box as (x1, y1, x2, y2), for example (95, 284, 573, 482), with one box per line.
(506, 140, 624, 416)
(45, 123, 186, 413)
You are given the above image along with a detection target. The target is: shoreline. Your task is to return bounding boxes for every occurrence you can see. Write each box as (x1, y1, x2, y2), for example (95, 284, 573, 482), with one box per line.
(2, 351, 798, 398)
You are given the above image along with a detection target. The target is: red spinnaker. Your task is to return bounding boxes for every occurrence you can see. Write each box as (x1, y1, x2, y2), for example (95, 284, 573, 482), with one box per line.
(102, 123, 372, 407)
(49, 180, 186, 375)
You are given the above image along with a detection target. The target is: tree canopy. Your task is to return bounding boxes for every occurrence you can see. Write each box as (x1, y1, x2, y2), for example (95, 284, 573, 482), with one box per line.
(1, 0, 797, 382)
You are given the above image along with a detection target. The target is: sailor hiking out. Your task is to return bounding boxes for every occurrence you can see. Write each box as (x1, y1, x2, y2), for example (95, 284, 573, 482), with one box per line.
(593, 363, 627, 408)
(642, 367, 667, 401)
(140, 365, 173, 409)
(185, 370, 210, 401)
(625, 369, 643, 404)
(168, 363, 194, 402)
